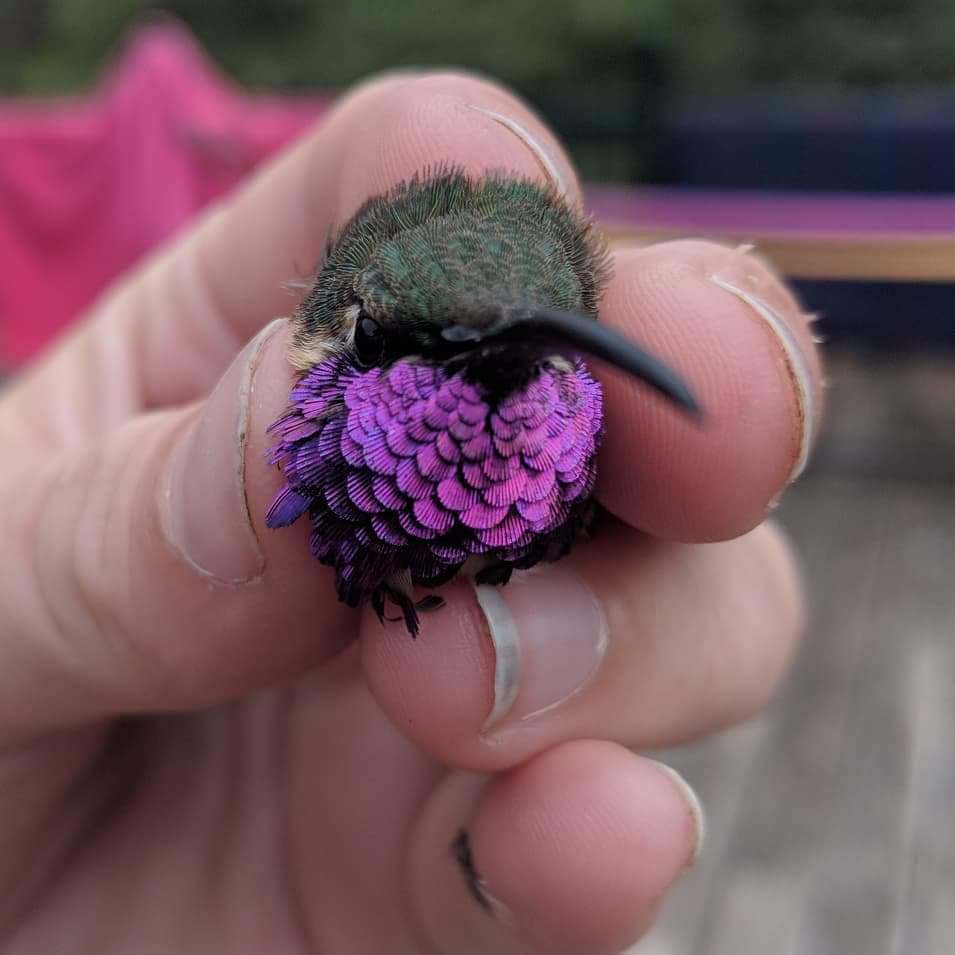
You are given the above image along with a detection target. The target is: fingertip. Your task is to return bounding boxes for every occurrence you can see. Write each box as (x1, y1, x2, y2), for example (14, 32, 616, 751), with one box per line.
(329, 71, 581, 227)
(360, 578, 497, 761)
(596, 240, 824, 541)
(140, 317, 357, 706)
(160, 319, 286, 585)
(468, 742, 698, 955)
(360, 565, 611, 771)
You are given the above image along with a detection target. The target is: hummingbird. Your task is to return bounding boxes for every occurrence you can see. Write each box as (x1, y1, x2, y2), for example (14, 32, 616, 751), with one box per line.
(265, 169, 699, 636)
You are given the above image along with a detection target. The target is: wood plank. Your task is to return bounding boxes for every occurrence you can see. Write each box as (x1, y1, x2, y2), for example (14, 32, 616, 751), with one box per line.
(606, 228, 955, 283)
(892, 642, 955, 955)
(635, 722, 771, 955)
(809, 353, 955, 486)
(790, 486, 955, 955)
(635, 477, 955, 955)
(691, 481, 900, 955)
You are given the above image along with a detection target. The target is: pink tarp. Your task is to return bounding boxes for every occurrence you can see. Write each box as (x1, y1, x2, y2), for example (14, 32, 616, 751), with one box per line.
(3, 23, 945, 367)
(0, 22, 331, 366)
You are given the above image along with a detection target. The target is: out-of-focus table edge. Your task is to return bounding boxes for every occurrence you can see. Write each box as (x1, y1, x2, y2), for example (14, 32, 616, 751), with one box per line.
(591, 185, 955, 282)
(606, 226, 955, 283)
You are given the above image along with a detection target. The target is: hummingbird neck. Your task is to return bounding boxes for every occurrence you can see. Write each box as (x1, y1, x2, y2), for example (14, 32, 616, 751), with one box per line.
(460, 348, 576, 404)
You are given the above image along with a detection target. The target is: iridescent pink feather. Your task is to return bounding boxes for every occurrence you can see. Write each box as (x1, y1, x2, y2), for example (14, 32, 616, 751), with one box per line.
(266, 355, 603, 633)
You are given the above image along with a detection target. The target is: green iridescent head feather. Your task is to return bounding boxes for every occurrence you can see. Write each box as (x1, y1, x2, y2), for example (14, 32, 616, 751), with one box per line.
(290, 167, 610, 367)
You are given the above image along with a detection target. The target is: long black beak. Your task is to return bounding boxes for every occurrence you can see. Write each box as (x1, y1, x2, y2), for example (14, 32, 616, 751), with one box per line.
(442, 308, 701, 418)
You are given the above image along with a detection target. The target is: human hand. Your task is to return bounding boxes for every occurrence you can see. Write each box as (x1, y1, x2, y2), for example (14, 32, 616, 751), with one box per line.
(0, 73, 820, 954)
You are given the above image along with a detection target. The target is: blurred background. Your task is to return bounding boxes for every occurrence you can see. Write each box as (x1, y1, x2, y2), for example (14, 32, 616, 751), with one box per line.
(1, 3, 952, 953)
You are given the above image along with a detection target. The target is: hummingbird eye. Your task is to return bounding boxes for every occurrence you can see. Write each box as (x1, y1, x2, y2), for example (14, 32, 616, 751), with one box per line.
(354, 315, 386, 367)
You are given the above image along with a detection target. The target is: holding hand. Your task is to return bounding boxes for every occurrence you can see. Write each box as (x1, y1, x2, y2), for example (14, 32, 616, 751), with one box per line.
(0, 73, 819, 954)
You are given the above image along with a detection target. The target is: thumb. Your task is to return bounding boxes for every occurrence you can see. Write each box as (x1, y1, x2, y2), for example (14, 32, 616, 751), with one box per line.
(0, 321, 353, 742)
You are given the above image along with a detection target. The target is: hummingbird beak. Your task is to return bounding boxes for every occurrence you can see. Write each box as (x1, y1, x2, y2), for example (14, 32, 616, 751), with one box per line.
(441, 308, 702, 417)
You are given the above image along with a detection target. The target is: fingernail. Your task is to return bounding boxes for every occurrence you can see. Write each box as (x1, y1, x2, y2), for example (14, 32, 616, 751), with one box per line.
(466, 105, 568, 195)
(451, 829, 513, 921)
(160, 319, 285, 583)
(645, 760, 707, 866)
(477, 567, 608, 732)
(709, 272, 816, 482)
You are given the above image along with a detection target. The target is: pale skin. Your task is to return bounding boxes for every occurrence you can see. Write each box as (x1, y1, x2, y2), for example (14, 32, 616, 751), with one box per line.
(0, 74, 821, 954)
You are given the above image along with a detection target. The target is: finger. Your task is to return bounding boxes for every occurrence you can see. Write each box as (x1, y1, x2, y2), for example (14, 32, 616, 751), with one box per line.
(362, 518, 802, 771)
(595, 239, 824, 541)
(408, 742, 702, 955)
(10, 72, 578, 442)
(0, 322, 359, 742)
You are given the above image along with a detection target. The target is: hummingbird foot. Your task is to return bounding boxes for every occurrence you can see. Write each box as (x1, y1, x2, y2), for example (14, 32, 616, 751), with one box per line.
(371, 583, 421, 638)
(474, 563, 514, 588)
(371, 591, 446, 639)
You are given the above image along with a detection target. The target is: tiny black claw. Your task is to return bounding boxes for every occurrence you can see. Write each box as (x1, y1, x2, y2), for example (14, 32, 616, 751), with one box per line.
(451, 829, 491, 913)
(384, 586, 420, 638)
(371, 588, 420, 636)
(475, 564, 513, 587)
(415, 594, 446, 613)
(370, 590, 386, 625)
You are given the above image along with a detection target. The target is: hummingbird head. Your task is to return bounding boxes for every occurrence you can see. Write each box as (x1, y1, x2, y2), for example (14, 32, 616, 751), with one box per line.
(288, 170, 698, 414)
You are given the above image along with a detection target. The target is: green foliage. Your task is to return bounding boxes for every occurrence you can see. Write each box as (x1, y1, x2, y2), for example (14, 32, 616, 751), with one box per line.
(3, 0, 955, 96)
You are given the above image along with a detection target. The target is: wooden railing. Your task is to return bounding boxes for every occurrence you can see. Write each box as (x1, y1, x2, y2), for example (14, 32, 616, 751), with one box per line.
(590, 187, 955, 283)
(606, 226, 955, 283)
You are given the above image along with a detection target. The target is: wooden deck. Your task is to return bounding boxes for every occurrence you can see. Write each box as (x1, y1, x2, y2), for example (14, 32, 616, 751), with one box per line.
(637, 349, 955, 955)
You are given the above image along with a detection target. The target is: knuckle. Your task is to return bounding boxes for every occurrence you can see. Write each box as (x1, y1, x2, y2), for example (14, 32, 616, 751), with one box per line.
(23, 430, 192, 712)
(18, 449, 126, 690)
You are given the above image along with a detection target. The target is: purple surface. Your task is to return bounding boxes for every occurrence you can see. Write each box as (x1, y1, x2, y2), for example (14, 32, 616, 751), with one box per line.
(586, 186, 955, 235)
(267, 355, 602, 614)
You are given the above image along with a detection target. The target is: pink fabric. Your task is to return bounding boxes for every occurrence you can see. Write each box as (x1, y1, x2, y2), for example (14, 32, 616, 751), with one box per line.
(4, 22, 946, 368)
(0, 22, 331, 366)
